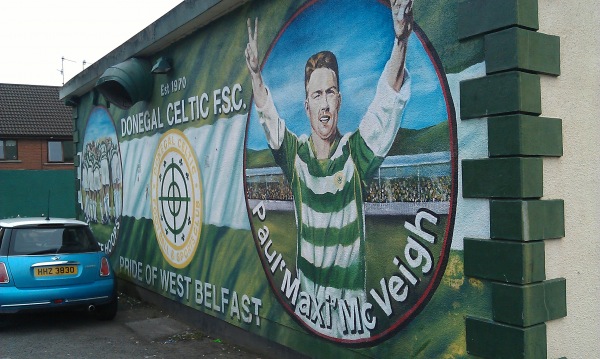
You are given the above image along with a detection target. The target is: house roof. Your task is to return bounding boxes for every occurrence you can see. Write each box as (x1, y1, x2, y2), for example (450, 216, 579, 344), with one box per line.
(0, 83, 72, 138)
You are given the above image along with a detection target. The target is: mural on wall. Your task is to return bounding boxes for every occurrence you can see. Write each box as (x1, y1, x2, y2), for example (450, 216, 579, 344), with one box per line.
(76, 0, 491, 356)
(80, 106, 122, 255)
(245, 0, 455, 343)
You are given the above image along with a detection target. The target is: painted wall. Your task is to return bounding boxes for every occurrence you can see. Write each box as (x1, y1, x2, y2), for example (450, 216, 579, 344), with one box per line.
(540, 0, 600, 357)
(73, 0, 498, 357)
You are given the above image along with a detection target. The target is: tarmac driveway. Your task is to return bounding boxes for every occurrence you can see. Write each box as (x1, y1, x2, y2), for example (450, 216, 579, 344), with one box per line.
(0, 294, 260, 359)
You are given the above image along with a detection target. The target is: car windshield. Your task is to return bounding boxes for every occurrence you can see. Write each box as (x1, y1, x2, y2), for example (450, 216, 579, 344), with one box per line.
(9, 226, 99, 255)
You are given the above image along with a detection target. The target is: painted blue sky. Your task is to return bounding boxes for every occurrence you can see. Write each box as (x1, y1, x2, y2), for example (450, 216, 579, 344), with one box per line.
(247, 0, 449, 150)
(83, 107, 118, 143)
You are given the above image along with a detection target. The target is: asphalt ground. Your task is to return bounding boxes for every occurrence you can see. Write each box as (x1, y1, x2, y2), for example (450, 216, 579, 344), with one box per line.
(0, 293, 262, 359)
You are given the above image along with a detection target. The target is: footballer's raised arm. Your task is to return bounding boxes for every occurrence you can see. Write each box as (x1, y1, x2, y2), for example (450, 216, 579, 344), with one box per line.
(387, 0, 413, 92)
(245, 17, 268, 109)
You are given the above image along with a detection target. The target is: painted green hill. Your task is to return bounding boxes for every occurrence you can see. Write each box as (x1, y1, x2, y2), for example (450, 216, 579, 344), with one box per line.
(388, 121, 450, 156)
(246, 148, 278, 169)
(246, 121, 450, 169)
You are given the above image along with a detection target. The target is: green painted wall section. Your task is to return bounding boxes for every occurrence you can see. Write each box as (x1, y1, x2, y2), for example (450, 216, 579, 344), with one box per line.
(492, 278, 567, 327)
(0, 170, 76, 219)
(488, 115, 563, 157)
(466, 317, 547, 359)
(460, 71, 542, 119)
(462, 157, 543, 198)
(458, 0, 539, 40)
(485, 28, 560, 76)
(464, 238, 546, 284)
(459, 0, 566, 357)
(490, 199, 565, 241)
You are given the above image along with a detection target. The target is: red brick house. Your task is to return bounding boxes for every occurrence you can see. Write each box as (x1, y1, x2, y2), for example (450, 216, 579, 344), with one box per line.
(0, 83, 75, 218)
(0, 83, 73, 170)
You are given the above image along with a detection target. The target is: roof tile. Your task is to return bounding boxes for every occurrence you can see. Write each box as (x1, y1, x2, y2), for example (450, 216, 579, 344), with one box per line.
(0, 83, 72, 138)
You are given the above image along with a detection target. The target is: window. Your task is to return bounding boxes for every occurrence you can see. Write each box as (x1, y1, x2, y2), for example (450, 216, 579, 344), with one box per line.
(48, 140, 74, 163)
(0, 140, 18, 160)
(10, 226, 99, 255)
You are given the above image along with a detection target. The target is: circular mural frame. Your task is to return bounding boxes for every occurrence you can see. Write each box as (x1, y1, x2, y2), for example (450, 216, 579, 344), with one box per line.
(243, 0, 458, 345)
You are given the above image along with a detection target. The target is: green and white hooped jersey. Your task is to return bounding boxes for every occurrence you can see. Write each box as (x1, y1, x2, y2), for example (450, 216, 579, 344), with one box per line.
(273, 129, 379, 296)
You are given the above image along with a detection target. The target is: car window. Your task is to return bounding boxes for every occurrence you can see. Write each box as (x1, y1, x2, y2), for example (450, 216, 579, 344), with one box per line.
(10, 226, 99, 255)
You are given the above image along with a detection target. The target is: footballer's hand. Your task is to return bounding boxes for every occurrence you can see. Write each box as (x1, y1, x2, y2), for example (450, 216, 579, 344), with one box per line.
(245, 17, 260, 75)
(391, 0, 413, 42)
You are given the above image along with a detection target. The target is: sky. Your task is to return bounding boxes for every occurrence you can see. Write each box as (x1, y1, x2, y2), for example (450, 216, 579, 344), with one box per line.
(0, 0, 183, 86)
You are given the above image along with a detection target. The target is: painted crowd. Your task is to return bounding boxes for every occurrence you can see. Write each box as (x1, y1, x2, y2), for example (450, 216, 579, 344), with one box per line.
(246, 175, 451, 203)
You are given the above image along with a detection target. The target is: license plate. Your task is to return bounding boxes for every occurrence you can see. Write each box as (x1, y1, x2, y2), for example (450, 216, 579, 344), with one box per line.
(34, 265, 78, 277)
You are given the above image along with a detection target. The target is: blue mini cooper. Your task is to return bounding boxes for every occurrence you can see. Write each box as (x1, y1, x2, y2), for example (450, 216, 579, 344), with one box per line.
(0, 217, 117, 325)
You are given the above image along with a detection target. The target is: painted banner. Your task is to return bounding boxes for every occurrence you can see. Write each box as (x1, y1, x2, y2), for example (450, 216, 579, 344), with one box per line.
(76, 0, 491, 356)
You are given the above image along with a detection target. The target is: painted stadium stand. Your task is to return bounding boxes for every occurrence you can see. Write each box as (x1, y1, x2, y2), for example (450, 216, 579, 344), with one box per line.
(246, 151, 452, 215)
